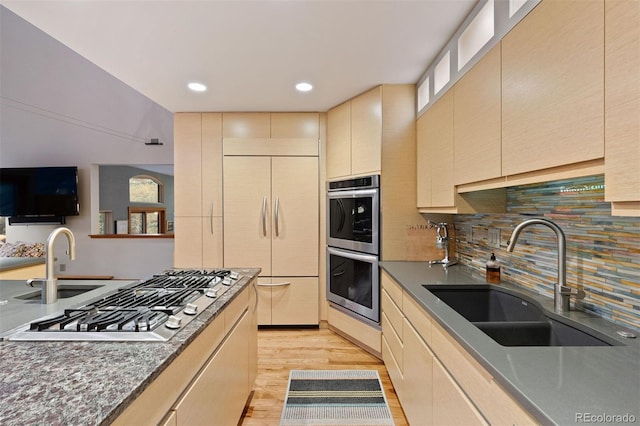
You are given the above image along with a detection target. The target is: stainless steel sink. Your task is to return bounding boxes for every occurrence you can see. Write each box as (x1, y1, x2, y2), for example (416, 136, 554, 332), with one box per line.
(424, 285, 619, 347)
(14, 285, 104, 301)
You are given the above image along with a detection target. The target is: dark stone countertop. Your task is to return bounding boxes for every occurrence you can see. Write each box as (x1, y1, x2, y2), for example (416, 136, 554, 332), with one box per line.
(0, 268, 260, 426)
(380, 261, 640, 426)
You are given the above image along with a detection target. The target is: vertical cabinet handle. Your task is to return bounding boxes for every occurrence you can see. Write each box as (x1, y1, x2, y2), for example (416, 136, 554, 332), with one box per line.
(274, 197, 280, 237)
(262, 196, 267, 237)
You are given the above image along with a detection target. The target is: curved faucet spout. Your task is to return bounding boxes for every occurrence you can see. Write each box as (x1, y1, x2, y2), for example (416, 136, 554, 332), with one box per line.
(43, 227, 76, 304)
(507, 218, 581, 312)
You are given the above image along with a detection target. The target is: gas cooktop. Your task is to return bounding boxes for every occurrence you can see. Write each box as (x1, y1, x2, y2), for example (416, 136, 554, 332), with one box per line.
(8, 269, 242, 342)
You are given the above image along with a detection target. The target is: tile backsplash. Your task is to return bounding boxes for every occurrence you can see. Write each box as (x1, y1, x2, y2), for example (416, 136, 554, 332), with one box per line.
(454, 175, 640, 331)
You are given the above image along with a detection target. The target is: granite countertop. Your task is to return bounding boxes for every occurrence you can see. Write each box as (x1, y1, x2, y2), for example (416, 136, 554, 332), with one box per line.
(0, 268, 260, 426)
(0, 256, 45, 272)
(380, 261, 640, 426)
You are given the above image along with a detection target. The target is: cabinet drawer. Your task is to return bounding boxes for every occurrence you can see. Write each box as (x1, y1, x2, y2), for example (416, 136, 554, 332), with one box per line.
(381, 311, 403, 371)
(382, 335, 404, 402)
(433, 358, 487, 426)
(381, 289, 403, 340)
(225, 287, 249, 334)
(381, 270, 403, 309)
(402, 293, 431, 346)
(270, 277, 319, 325)
(431, 321, 535, 425)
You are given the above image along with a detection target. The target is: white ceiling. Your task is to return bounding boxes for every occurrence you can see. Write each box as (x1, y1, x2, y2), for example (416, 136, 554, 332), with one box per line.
(1, 0, 477, 113)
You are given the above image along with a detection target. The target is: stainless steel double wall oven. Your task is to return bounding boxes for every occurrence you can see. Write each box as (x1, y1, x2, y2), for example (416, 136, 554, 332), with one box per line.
(326, 175, 380, 324)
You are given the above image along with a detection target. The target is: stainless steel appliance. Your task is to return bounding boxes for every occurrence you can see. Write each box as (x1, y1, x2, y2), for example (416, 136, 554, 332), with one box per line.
(327, 175, 379, 255)
(326, 175, 380, 324)
(8, 269, 241, 342)
(327, 247, 379, 323)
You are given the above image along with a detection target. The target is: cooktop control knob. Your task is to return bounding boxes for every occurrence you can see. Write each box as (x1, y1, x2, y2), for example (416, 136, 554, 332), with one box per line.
(205, 288, 219, 298)
(222, 277, 233, 286)
(165, 315, 182, 329)
(183, 303, 198, 316)
(230, 271, 240, 280)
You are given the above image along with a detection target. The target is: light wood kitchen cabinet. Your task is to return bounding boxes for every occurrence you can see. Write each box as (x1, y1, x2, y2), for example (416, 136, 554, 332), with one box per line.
(454, 44, 502, 185)
(223, 156, 318, 277)
(326, 101, 351, 179)
(326, 86, 382, 179)
(604, 0, 640, 216)
(380, 272, 535, 425)
(257, 277, 319, 325)
(501, 0, 604, 176)
(351, 86, 382, 176)
(174, 310, 250, 426)
(416, 90, 455, 209)
(222, 112, 271, 139)
(402, 319, 434, 425)
(113, 284, 256, 426)
(174, 113, 223, 268)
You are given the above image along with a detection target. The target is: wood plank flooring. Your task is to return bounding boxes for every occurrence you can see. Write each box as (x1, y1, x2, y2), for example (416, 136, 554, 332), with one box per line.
(240, 328, 408, 425)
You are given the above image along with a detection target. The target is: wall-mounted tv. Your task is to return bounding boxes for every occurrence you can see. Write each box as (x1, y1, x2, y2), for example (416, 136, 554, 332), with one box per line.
(0, 167, 80, 222)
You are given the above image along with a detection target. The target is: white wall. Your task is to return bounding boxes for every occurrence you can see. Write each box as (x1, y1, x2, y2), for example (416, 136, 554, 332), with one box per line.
(0, 6, 175, 278)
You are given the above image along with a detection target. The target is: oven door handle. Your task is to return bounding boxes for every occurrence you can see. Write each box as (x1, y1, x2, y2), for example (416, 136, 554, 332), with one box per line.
(332, 269, 345, 277)
(337, 199, 346, 232)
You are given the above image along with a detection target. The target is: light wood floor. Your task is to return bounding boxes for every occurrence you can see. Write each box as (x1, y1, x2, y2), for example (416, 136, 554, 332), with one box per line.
(240, 328, 408, 425)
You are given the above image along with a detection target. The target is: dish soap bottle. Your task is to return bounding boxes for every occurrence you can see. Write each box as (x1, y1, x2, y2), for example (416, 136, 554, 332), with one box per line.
(486, 253, 501, 284)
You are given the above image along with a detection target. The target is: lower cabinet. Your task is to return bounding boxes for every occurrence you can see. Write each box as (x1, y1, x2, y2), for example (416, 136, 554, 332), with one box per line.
(257, 277, 319, 326)
(381, 272, 534, 425)
(112, 285, 256, 426)
(174, 310, 250, 425)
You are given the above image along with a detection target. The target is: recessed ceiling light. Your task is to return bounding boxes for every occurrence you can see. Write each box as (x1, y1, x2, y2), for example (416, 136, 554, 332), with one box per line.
(188, 82, 207, 92)
(295, 82, 313, 92)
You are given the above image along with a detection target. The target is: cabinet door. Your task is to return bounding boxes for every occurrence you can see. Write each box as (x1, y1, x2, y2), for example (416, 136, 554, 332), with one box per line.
(271, 112, 320, 138)
(256, 277, 273, 325)
(327, 101, 351, 179)
(202, 216, 223, 268)
(605, 0, 640, 208)
(502, 0, 604, 176)
(222, 112, 271, 138)
(426, 91, 455, 207)
(270, 277, 319, 325)
(271, 157, 319, 276)
(351, 86, 382, 175)
(433, 359, 487, 425)
(454, 44, 501, 185)
(403, 319, 434, 425)
(174, 217, 203, 268)
(223, 156, 272, 274)
(174, 113, 202, 217)
(416, 112, 432, 208)
(201, 113, 223, 217)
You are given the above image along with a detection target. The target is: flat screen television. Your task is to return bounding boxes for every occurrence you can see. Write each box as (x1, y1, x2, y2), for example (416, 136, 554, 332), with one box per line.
(0, 167, 80, 221)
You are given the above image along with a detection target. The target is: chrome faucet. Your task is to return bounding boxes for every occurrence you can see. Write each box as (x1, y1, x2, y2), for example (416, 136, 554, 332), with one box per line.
(27, 227, 76, 304)
(428, 222, 457, 267)
(506, 218, 584, 312)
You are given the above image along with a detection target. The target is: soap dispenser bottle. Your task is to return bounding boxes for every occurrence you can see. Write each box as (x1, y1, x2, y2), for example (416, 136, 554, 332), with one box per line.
(486, 253, 501, 284)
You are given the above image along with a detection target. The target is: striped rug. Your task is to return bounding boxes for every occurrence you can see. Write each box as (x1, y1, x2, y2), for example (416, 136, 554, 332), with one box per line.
(280, 370, 395, 426)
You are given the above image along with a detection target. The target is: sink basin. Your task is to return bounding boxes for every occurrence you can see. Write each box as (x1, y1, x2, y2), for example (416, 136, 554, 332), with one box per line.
(15, 285, 104, 301)
(424, 285, 619, 347)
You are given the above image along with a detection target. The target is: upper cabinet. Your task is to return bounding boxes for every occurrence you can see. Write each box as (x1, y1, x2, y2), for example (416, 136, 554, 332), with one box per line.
(327, 87, 382, 179)
(454, 44, 501, 185)
(604, 0, 640, 216)
(174, 112, 223, 268)
(417, 91, 455, 210)
(501, 0, 604, 176)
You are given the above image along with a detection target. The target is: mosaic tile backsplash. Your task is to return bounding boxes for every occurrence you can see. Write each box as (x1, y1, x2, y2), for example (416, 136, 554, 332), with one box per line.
(454, 175, 640, 331)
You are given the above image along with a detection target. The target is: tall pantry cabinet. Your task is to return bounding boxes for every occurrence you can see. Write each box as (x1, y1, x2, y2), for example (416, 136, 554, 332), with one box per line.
(222, 113, 320, 326)
(174, 113, 223, 268)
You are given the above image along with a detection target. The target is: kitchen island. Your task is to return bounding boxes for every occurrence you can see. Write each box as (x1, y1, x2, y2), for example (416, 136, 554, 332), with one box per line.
(380, 261, 640, 425)
(0, 268, 260, 425)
